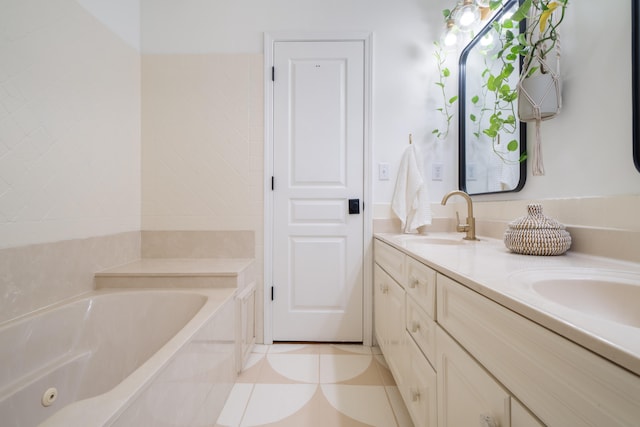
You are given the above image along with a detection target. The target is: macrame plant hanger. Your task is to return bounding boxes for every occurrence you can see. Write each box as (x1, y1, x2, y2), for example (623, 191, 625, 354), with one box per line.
(517, 36, 562, 176)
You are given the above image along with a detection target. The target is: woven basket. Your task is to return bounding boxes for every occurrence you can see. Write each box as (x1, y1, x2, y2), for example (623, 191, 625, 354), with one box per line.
(504, 203, 571, 256)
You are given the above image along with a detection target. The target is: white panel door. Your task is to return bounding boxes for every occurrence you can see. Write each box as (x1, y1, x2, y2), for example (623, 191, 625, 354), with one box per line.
(272, 40, 364, 341)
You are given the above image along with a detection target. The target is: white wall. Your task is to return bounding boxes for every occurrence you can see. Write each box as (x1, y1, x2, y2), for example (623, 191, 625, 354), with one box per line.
(141, 0, 458, 209)
(76, 0, 141, 50)
(0, 0, 142, 249)
(509, 0, 640, 200)
(142, 0, 640, 212)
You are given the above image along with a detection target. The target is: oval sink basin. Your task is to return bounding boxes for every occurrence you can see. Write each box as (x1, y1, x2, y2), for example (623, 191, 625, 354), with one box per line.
(511, 269, 640, 328)
(395, 235, 471, 246)
(409, 237, 469, 245)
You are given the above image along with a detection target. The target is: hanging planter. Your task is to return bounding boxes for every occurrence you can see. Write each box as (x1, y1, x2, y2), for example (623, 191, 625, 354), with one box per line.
(512, 0, 568, 176)
(518, 56, 561, 122)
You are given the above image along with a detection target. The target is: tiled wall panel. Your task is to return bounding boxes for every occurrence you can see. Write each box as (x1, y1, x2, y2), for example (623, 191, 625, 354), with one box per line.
(141, 53, 263, 232)
(0, 231, 140, 324)
(0, 0, 141, 249)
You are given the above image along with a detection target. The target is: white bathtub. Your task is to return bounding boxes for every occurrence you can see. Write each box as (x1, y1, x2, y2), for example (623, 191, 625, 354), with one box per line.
(0, 288, 237, 427)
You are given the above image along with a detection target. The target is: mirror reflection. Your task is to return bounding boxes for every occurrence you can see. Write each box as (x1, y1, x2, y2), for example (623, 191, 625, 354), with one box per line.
(459, 0, 526, 195)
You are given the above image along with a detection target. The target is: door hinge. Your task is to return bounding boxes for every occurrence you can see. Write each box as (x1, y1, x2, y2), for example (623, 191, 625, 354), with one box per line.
(272, 66, 275, 81)
(271, 286, 274, 301)
(271, 176, 274, 190)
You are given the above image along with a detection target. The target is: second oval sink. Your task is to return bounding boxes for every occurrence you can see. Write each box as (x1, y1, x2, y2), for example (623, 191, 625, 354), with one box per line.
(510, 269, 640, 328)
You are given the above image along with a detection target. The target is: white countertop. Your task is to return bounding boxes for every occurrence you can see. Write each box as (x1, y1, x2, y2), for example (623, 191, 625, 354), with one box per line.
(375, 232, 640, 377)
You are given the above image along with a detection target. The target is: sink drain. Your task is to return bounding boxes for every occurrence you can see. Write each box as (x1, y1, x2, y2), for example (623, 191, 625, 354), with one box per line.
(41, 387, 58, 407)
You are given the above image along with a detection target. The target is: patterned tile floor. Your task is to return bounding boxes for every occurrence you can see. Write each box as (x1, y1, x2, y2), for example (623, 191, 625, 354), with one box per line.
(215, 344, 414, 427)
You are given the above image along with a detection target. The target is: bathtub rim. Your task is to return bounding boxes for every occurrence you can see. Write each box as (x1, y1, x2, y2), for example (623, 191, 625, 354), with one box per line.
(33, 287, 237, 427)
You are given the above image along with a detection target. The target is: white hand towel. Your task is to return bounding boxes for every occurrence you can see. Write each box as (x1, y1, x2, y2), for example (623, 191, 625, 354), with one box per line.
(391, 144, 432, 233)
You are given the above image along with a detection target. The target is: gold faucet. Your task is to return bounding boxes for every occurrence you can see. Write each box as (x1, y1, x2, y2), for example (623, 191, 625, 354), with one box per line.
(441, 190, 478, 241)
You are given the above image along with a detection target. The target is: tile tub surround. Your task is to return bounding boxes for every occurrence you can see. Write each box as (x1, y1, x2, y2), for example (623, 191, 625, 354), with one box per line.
(141, 229, 265, 343)
(141, 230, 255, 258)
(216, 344, 413, 427)
(375, 232, 640, 378)
(95, 258, 255, 289)
(0, 231, 140, 325)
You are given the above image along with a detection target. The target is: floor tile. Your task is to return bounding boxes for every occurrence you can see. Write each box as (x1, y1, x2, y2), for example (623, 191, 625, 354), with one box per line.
(216, 383, 254, 427)
(264, 353, 319, 383)
(319, 354, 376, 384)
(318, 344, 371, 354)
(373, 354, 397, 386)
(385, 386, 414, 427)
(217, 344, 409, 427)
(237, 353, 267, 383)
(239, 384, 317, 426)
(321, 384, 398, 427)
(268, 343, 313, 354)
(255, 385, 371, 427)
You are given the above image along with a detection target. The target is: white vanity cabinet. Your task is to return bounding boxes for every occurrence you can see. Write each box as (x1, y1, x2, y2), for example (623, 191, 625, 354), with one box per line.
(437, 272, 640, 426)
(374, 240, 438, 427)
(374, 236, 640, 427)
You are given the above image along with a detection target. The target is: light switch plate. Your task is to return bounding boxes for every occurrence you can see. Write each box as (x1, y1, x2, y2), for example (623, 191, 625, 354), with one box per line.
(378, 163, 390, 180)
(432, 163, 444, 181)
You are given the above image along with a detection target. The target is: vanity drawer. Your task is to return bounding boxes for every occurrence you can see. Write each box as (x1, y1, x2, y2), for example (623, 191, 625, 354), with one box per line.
(406, 294, 437, 366)
(374, 239, 405, 287)
(437, 273, 640, 426)
(405, 255, 436, 319)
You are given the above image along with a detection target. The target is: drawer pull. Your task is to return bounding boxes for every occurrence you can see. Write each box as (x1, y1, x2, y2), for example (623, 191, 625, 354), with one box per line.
(409, 276, 420, 289)
(411, 321, 421, 333)
(479, 414, 498, 427)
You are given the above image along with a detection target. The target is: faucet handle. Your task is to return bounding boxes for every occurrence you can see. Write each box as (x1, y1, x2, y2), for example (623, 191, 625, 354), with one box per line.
(455, 211, 470, 232)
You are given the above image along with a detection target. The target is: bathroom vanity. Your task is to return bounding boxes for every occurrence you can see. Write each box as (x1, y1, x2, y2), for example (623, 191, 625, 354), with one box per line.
(374, 234, 640, 426)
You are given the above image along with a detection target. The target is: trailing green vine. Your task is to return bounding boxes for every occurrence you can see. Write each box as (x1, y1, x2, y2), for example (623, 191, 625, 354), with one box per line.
(515, 0, 568, 77)
(468, 14, 523, 163)
(432, 40, 458, 140)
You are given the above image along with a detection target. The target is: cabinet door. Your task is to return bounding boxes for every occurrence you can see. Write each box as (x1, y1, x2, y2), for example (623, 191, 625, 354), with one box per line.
(512, 398, 544, 427)
(403, 331, 437, 427)
(386, 273, 408, 386)
(436, 326, 510, 427)
(373, 264, 388, 348)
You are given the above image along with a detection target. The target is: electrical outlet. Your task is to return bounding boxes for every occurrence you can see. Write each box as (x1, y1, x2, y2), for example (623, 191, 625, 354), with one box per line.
(467, 163, 477, 181)
(378, 163, 390, 180)
(432, 163, 444, 181)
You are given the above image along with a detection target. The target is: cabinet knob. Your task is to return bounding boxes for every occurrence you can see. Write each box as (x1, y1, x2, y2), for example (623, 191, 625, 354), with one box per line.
(410, 388, 421, 402)
(411, 321, 421, 333)
(380, 283, 389, 294)
(409, 276, 419, 289)
(479, 414, 498, 427)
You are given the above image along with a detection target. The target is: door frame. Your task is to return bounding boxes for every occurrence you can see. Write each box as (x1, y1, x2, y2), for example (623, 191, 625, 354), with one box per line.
(263, 31, 373, 345)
